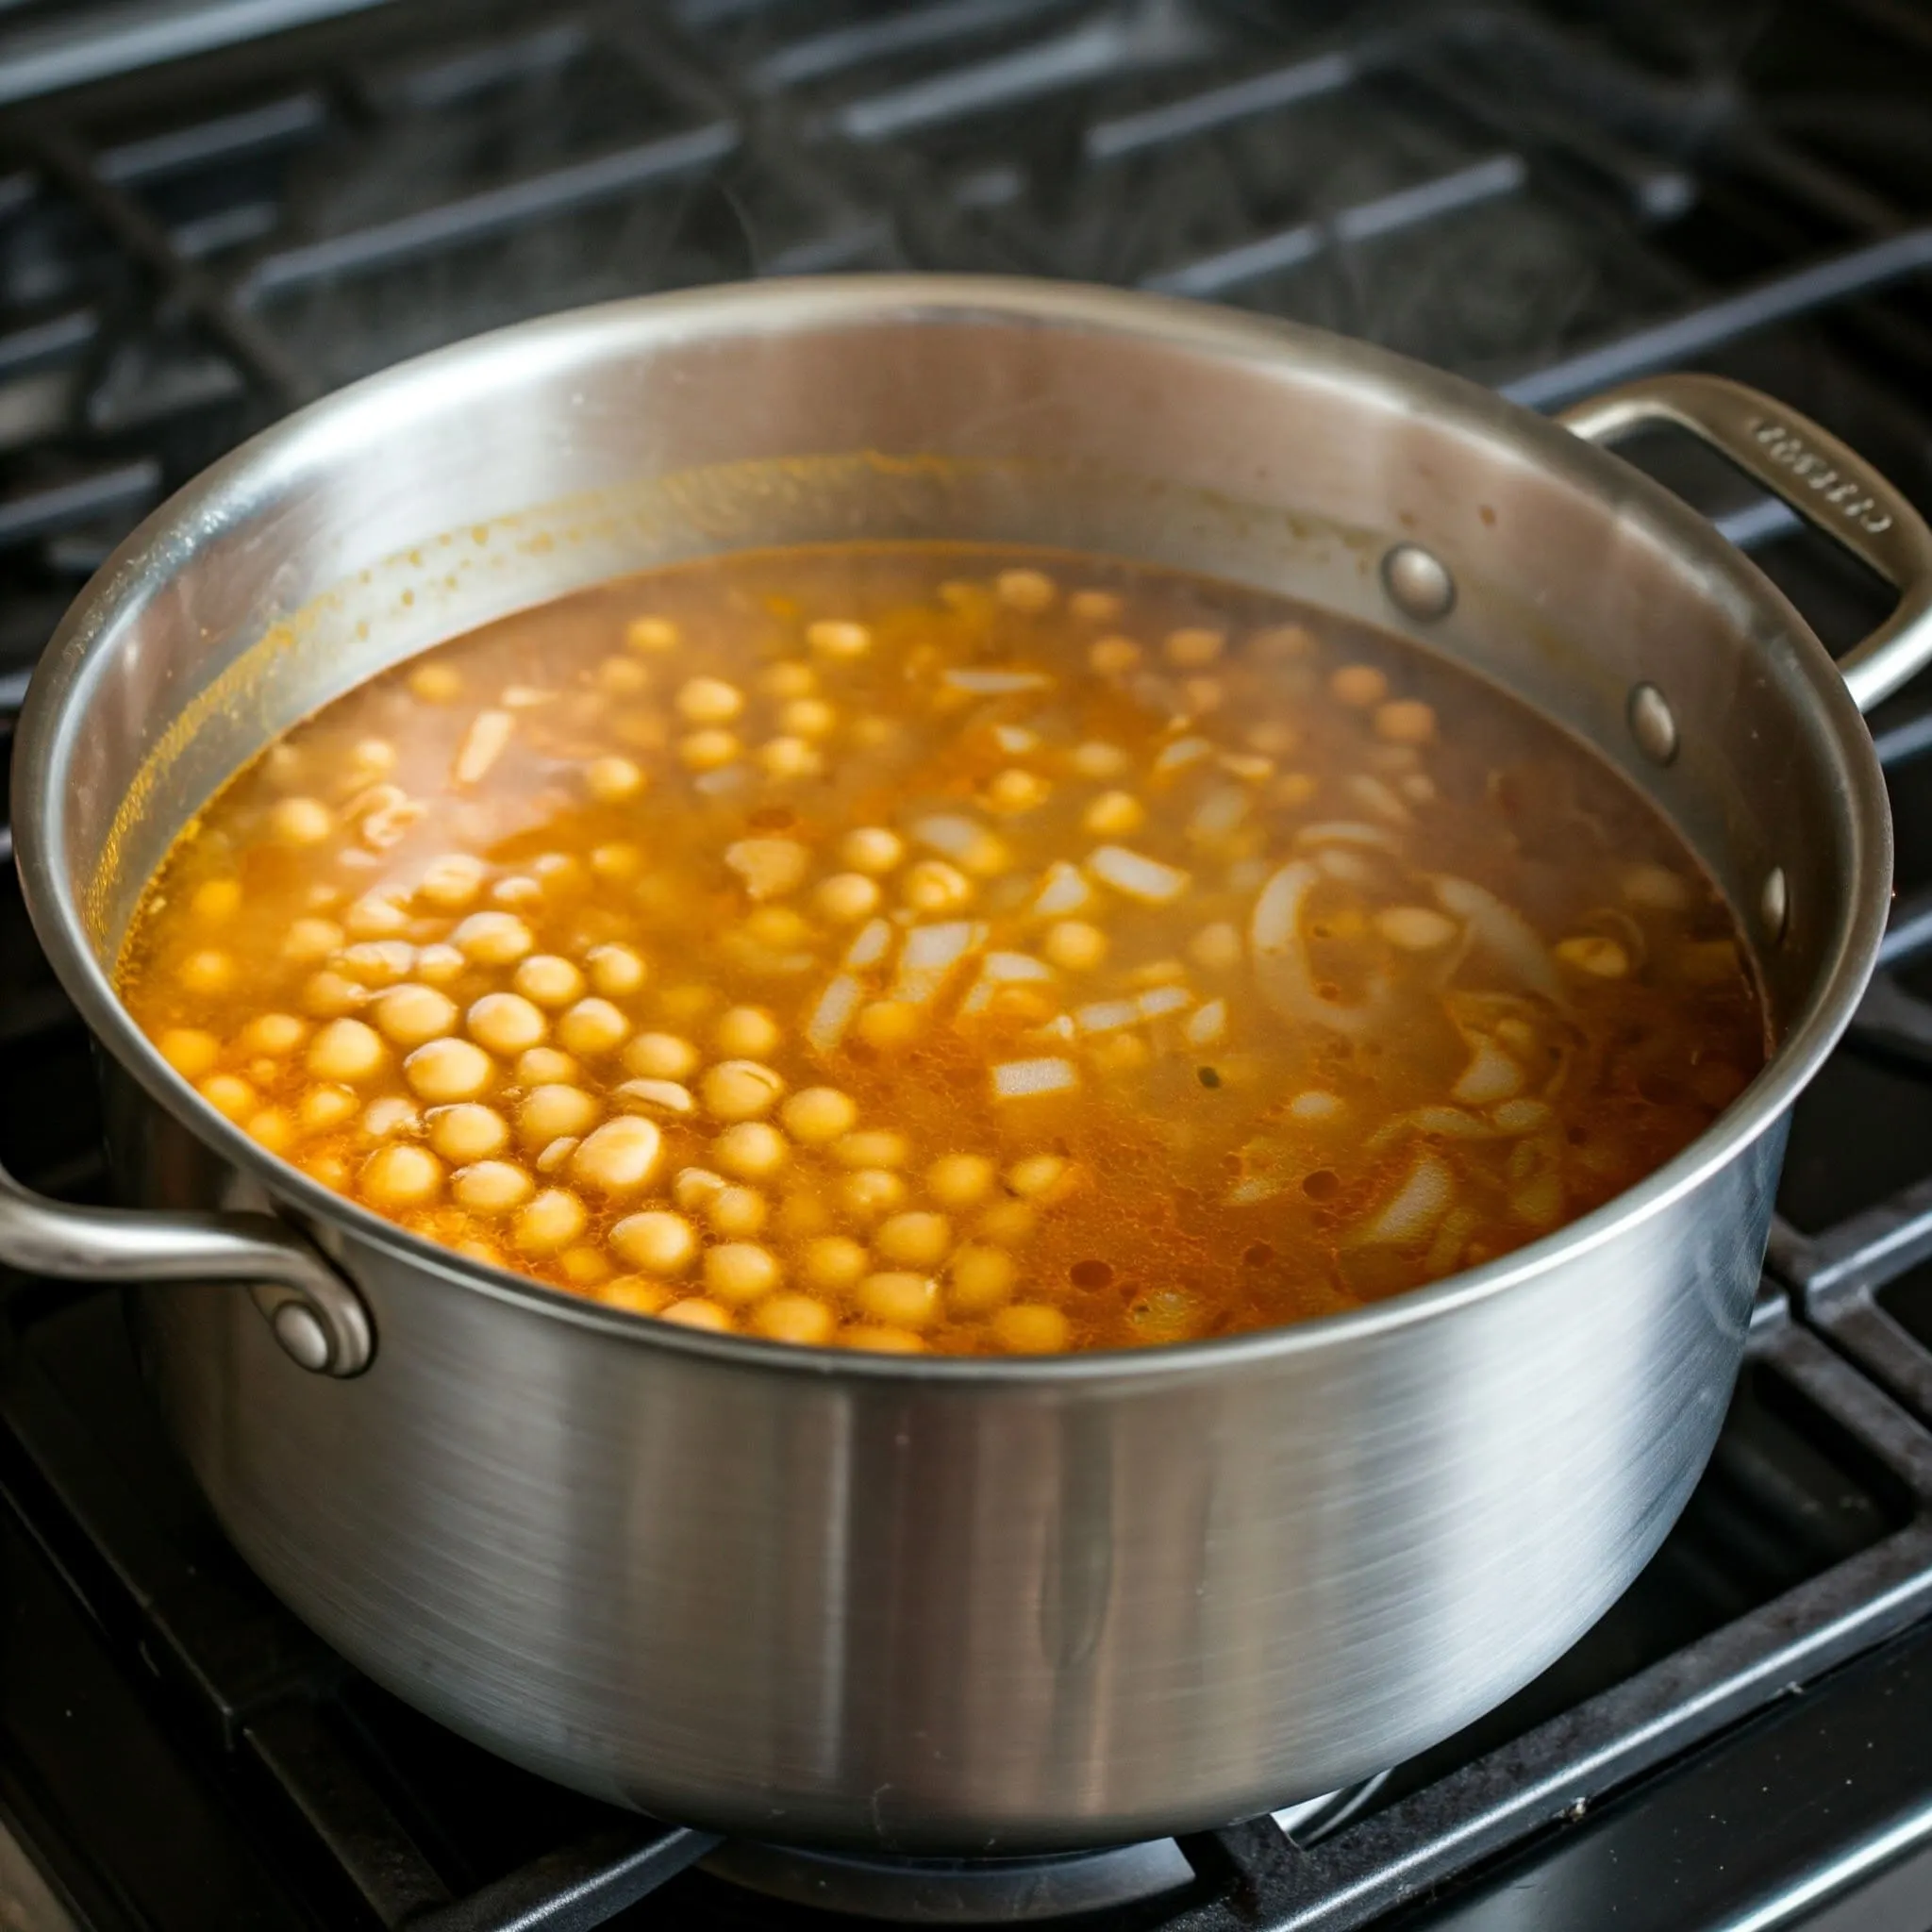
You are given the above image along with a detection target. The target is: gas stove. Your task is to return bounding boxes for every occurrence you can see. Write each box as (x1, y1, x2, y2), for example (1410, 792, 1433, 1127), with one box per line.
(2, 1, 1932, 1926)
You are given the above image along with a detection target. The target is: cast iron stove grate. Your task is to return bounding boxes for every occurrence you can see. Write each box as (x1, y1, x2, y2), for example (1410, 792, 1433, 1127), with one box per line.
(2, 0, 1932, 1927)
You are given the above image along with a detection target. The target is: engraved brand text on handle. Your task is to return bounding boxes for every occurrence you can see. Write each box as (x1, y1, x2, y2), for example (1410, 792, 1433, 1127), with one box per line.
(1750, 419, 1894, 537)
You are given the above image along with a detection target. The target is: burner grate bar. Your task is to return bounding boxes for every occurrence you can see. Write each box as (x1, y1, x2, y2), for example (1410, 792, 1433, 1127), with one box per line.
(1502, 226, 1932, 409)
(398, 1823, 721, 1932)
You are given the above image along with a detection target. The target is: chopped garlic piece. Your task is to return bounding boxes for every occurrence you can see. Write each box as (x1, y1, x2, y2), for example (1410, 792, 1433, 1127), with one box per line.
(805, 974, 863, 1055)
(844, 918, 894, 970)
(892, 921, 988, 1006)
(991, 1057, 1079, 1100)
(1088, 845, 1191, 905)
(910, 814, 1011, 876)
(992, 724, 1040, 754)
(1031, 860, 1092, 917)
(1074, 1000, 1140, 1036)
(1153, 736, 1212, 776)
(453, 708, 514, 787)
(1137, 986, 1192, 1020)
(1184, 998, 1227, 1047)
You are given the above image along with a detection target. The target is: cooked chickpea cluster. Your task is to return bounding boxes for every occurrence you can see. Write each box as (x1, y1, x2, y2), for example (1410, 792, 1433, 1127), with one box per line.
(119, 546, 1765, 1353)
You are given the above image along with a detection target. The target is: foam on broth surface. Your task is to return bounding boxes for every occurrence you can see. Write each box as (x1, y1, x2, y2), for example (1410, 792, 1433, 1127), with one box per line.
(116, 544, 1766, 1355)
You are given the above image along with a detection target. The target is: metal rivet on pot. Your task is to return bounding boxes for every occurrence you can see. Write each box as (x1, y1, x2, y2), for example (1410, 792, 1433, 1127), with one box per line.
(272, 1298, 333, 1373)
(1380, 543, 1456, 622)
(1760, 867, 1790, 943)
(1627, 683, 1679, 765)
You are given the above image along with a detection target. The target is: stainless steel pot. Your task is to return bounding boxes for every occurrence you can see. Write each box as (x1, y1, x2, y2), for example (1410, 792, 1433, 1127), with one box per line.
(5, 279, 1930, 1853)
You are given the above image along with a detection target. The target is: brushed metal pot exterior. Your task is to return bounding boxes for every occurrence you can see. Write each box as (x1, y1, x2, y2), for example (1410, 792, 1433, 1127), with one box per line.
(6, 279, 1930, 1851)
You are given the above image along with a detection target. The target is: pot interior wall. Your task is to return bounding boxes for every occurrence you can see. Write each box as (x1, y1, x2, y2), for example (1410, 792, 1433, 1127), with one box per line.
(47, 293, 1861, 1037)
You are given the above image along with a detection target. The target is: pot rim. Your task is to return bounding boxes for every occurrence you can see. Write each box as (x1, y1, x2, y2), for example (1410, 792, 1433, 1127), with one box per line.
(12, 274, 1890, 1384)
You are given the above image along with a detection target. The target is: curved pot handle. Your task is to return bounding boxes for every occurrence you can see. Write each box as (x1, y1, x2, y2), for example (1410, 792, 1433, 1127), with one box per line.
(0, 1159, 373, 1376)
(1557, 372, 1932, 715)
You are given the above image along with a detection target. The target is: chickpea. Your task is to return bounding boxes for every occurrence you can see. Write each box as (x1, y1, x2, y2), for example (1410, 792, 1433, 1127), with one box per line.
(238, 1013, 306, 1058)
(468, 991, 547, 1057)
(902, 859, 971, 913)
(1042, 921, 1108, 972)
(283, 917, 344, 962)
(844, 1325, 926, 1354)
(625, 1031, 697, 1081)
(570, 1116, 662, 1193)
(807, 619, 871, 659)
(986, 768, 1051, 814)
(341, 941, 414, 986)
(713, 1007, 781, 1058)
(158, 1028, 220, 1079)
(1189, 922, 1242, 971)
(679, 728, 741, 772)
(590, 842, 643, 880)
(701, 1059, 785, 1122)
(415, 944, 466, 986)
(198, 1074, 256, 1121)
(705, 1185, 768, 1238)
(780, 1087, 857, 1146)
(404, 1037, 494, 1103)
(360, 1144, 442, 1210)
(660, 1298, 733, 1332)
(782, 697, 837, 738)
(993, 567, 1056, 611)
(344, 893, 408, 939)
(776, 1190, 833, 1240)
(991, 1304, 1071, 1354)
(855, 1000, 922, 1051)
(1374, 698, 1437, 743)
(625, 616, 678, 654)
(1070, 589, 1122, 622)
(1165, 626, 1224, 668)
(704, 1242, 781, 1305)
(269, 796, 333, 846)
(1008, 1155, 1069, 1200)
(419, 854, 487, 909)
(298, 1084, 358, 1132)
(191, 876, 242, 922)
(948, 1245, 1015, 1313)
(246, 1108, 294, 1155)
(302, 971, 365, 1019)
(1089, 636, 1141, 675)
(840, 826, 904, 874)
(1071, 740, 1129, 779)
(559, 1245, 612, 1290)
(714, 1121, 789, 1180)
(558, 998, 630, 1058)
(600, 1275, 669, 1315)
(841, 1169, 907, 1221)
(515, 956, 584, 1008)
(536, 1138, 579, 1174)
(307, 1018, 387, 1083)
(814, 873, 880, 924)
(925, 1154, 995, 1209)
(610, 1210, 697, 1274)
(586, 945, 647, 997)
(428, 1103, 509, 1163)
(1329, 664, 1390, 708)
(858, 1272, 940, 1328)
(513, 1189, 588, 1256)
(361, 1095, 418, 1139)
(453, 911, 533, 965)
(676, 676, 744, 725)
(518, 1049, 577, 1088)
(1082, 791, 1143, 837)
(585, 756, 645, 804)
(803, 1236, 869, 1291)
(178, 949, 235, 995)
(752, 1294, 835, 1344)
(874, 1212, 950, 1269)
(453, 1160, 534, 1214)
(759, 736, 823, 780)
(408, 662, 463, 703)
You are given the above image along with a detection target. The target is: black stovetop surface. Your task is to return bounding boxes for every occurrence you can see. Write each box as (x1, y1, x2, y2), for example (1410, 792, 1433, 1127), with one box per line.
(4, 2, 1932, 1928)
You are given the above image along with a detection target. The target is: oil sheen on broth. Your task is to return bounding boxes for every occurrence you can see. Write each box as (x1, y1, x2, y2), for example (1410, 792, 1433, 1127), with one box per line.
(117, 546, 1767, 1356)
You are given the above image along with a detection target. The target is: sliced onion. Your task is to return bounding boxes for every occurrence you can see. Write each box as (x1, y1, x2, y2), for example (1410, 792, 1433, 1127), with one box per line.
(1431, 875, 1565, 1006)
(1295, 821, 1403, 853)
(1251, 860, 1391, 1038)
(1355, 1153, 1455, 1245)
(1452, 1037, 1524, 1105)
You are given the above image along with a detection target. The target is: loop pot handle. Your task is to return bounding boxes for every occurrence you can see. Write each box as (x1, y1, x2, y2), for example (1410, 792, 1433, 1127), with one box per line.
(0, 1161, 373, 1375)
(1557, 372, 1932, 715)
